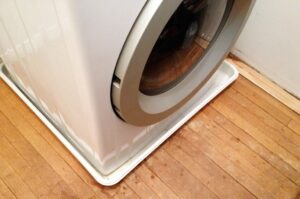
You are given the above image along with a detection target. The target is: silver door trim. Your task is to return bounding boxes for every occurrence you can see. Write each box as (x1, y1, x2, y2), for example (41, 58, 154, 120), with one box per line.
(112, 0, 255, 126)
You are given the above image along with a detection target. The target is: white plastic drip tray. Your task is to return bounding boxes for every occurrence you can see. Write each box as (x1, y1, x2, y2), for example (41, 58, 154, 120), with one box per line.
(0, 60, 238, 186)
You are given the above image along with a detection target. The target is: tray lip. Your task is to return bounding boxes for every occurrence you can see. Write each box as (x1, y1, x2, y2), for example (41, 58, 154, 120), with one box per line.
(0, 60, 238, 186)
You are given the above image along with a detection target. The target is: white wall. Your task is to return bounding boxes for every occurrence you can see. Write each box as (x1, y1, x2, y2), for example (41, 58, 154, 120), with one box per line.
(232, 0, 300, 98)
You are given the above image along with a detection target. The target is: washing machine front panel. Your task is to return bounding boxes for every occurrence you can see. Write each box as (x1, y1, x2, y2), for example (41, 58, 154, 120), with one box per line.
(112, 0, 254, 126)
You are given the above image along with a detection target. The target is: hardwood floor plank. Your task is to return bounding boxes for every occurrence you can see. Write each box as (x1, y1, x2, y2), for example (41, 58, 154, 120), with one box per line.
(204, 106, 300, 186)
(0, 156, 36, 199)
(0, 131, 68, 198)
(0, 69, 299, 198)
(211, 92, 300, 172)
(101, 183, 140, 199)
(177, 128, 275, 199)
(186, 121, 296, 199)
(0, 111, 81, 198)
(163, 137, 256, 199)
(0, 107, 94, 198)
(134, 164, 179, 199)
(0, 80, 138, 199)
(145, 149, 219, 199)
(18, 120, 113, 199)
(0, 178, 16, 199)
(230, 84, 300, 139)
(0, 100, 112, 198)
(231, 77, 292, 125)
(195, 107, 299, 198)
(124, 172, 159, 199)
(5, 108, 112, 199)
(26, 120, 113, 199)
(288, 120, 300, 136)
(0, 83, 101, 198)
(227, 58, 300, 114)
(227, 88, 300, 155)
(216, 89, 300, 159)
(232, 76, 299, 125)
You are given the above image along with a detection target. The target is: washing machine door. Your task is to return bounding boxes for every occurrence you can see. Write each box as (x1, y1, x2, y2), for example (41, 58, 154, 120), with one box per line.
(112, 0, 253, 126)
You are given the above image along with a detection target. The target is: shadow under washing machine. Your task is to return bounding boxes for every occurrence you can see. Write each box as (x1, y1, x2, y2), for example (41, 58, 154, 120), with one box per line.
(0, 0, 254, 185)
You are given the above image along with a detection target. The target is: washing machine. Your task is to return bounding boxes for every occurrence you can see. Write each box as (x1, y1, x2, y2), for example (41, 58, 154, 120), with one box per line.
(0, 0, 254, 185)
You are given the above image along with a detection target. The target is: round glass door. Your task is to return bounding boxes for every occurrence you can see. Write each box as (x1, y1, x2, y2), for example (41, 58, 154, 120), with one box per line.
(140, 0, 233, 95)
(112, 0, 253, 126)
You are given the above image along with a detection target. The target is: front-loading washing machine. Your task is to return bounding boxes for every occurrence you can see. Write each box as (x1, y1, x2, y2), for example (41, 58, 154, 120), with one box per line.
(0, 0, 254, 185)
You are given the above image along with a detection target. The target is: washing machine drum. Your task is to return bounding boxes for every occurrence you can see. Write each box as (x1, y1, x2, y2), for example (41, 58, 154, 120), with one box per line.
(112, 0, 253, 126)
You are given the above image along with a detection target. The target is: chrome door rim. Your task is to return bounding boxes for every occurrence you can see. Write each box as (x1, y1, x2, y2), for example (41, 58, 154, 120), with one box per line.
(112, 0, 254, 126)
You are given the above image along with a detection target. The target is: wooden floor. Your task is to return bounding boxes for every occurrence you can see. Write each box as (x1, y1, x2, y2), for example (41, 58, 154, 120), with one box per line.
(0, 76, 299, 199)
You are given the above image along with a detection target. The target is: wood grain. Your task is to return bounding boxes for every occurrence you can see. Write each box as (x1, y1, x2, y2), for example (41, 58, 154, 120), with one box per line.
(195, 105, 299, 198)
(231, 76, 293, 125)
(145, 149, 218, 199)
(227, 56, 300, 114)
(164, 136, 256, 199)
(0, 74, 300, 198)
(289, 120, 300, 136)
(203, 106, 300, 186)
(0, 156, 36, 199)
(0, 178, 16, 199)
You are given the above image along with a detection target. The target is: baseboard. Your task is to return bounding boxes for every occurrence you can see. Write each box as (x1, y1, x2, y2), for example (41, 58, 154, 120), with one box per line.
(226, 54, 300, 114)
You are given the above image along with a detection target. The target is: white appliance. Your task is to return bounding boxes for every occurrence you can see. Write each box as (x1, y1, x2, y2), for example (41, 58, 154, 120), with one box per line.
(0, 0, 254, 185)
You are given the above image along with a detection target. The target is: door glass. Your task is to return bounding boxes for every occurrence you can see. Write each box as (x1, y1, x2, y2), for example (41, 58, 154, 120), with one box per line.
(139, 0, 233, 95)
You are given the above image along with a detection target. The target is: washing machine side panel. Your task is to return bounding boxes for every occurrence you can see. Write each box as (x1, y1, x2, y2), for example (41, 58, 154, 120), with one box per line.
(66, 0, 152, 174)
(0, 0, 102, 167)
(0, 0, 149, 175)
